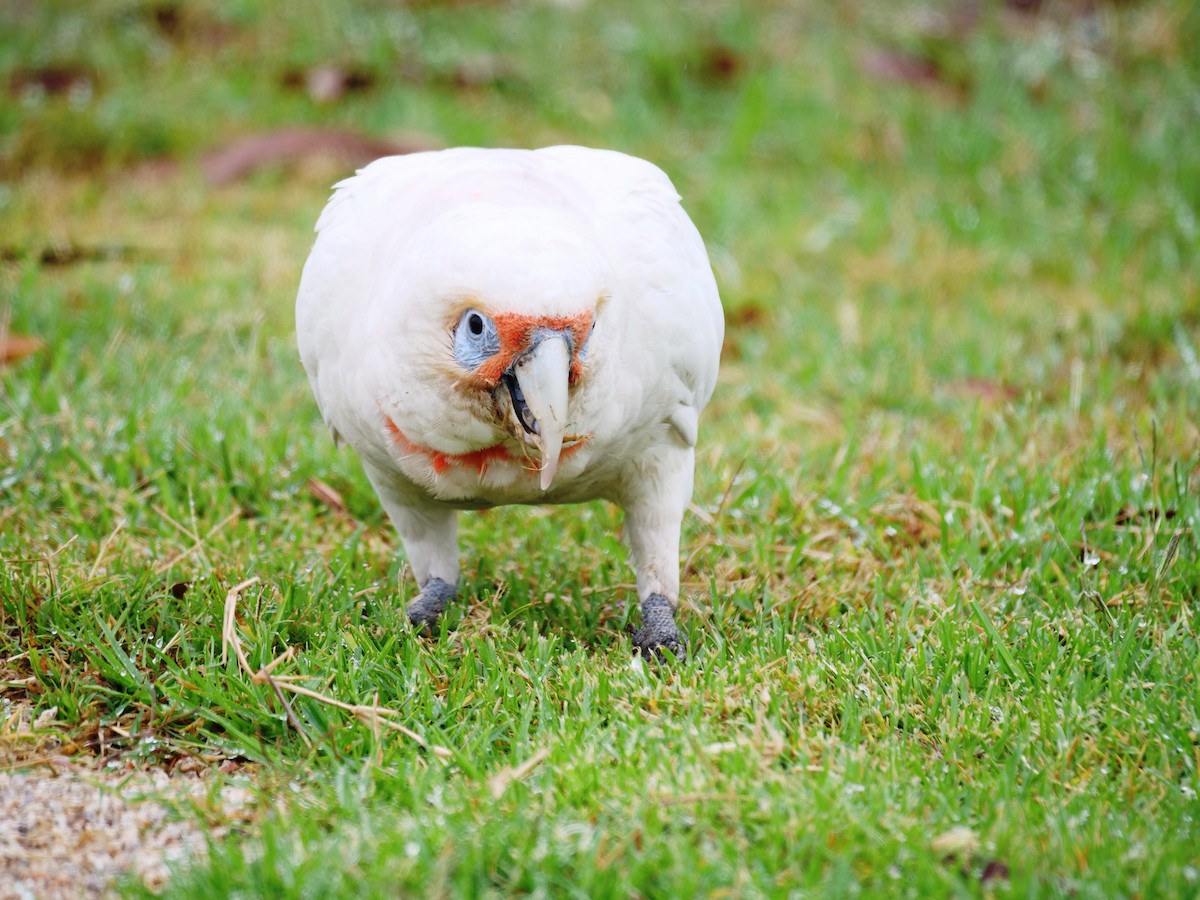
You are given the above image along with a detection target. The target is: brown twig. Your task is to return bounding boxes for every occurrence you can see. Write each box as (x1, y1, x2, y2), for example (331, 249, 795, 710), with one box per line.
(265, 676, 313, 748)
(156, 509, 242, 575)
(220, 578, 452, 759)
(489, 746, 551, 799)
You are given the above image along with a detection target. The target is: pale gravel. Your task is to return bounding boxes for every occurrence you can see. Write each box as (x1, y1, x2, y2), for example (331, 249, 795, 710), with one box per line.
(0, 767, 246, 899)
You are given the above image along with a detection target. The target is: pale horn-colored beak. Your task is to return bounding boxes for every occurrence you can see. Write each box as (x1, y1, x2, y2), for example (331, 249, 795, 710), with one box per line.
(513, 333, 570, 490)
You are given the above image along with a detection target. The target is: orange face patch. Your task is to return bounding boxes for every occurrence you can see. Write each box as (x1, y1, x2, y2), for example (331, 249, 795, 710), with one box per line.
(467, 311, 594, 387)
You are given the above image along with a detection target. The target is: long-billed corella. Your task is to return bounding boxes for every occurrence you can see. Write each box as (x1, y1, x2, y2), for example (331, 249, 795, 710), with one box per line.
(296, 146, 724, 659)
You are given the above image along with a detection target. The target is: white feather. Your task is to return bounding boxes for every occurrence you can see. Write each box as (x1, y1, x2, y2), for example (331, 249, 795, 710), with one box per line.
(296, 146, 723, 638)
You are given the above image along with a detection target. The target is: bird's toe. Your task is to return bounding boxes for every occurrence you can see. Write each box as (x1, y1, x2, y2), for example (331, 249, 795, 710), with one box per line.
(406, 576, 457, 637)
(632, 593, 687, 663)
(633, 630, 687, 663)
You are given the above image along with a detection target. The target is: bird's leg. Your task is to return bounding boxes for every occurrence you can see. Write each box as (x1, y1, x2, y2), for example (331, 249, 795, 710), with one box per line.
(393, 503, 460, 634)
(363, 464, 461, 635)
(622, 449, 694, 662)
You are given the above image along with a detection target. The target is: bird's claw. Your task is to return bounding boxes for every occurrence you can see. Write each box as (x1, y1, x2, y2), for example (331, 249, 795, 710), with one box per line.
(632, 593, 687, 663)
(406, 576, 457, 636)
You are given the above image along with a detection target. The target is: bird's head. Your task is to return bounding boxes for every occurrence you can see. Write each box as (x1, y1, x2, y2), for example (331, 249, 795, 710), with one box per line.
(449, 302, 596, 489)
(396, 205, 608, 490)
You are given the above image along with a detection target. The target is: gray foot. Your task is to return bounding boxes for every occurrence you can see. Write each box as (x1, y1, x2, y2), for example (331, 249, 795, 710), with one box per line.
(632, 593, 686, 662)
(406, 576, 457, 635)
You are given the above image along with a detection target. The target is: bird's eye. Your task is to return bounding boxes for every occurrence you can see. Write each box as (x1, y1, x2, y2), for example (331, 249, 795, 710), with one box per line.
(453, 308, 501, 370)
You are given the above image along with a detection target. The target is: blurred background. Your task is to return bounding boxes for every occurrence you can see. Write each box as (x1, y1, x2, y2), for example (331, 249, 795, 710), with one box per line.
(2, 0, 1197, 535)
(4, 1, 1196, 301)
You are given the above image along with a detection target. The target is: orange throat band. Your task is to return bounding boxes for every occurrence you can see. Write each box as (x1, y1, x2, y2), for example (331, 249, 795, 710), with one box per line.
(382, 414, 588, 477)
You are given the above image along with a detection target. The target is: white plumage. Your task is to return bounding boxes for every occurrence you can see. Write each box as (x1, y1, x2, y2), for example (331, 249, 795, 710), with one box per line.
(296, 146, 723, 658)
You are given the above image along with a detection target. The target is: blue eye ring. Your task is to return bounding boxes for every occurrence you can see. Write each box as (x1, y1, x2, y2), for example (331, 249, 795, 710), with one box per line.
(453, 307, 501, 370)
(579, 315, 597, 361)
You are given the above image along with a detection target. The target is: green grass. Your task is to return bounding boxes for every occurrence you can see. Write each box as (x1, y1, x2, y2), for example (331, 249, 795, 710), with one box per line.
(3, 0, 1199, 896)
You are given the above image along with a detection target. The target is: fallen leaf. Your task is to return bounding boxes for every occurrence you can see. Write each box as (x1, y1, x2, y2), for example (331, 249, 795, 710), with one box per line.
(449, 54, 515, 88)
(914, 2, 982, 40)
(700, 43, 746, 84)
(8, 65, 95, 99)
(720, 302, 769, 361)
(932, 825, 980, 859)
(727, 302, 767, 330)
(405, 0, 506, 6)
(1, 334, 44, 365)
(859, 47, 943, 87)
(947, 378, 1020, 402)
(143, 3, 235, 47)
(858, 47, 970, 102)
(980, 859, 1010, 883)
(0, 244, 136, 267)
(149, 3, 184, 37)
(1113, 506, 1176, 526)
(307, 478, 350, 518)
(199, 128, 442, 185)
(281, 64, 375, 104)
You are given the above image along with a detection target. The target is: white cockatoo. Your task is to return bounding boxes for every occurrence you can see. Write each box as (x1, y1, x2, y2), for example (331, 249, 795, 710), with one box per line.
(296, 146, 723, 659)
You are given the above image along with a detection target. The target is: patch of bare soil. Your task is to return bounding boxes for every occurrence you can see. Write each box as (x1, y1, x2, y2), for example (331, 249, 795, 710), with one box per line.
(0, 705, 252, 899)
(0, 765, 250, 899)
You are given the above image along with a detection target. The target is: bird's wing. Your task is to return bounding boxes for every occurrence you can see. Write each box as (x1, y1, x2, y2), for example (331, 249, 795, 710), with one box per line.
(297, 147, 724, 453)
(296, 149, 473, 446)
(535, 146, 725, 429)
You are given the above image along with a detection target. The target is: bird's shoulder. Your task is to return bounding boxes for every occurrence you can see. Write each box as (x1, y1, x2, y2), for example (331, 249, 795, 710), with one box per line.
(314, 145, 681, 237)
(533, 145, 681, 209)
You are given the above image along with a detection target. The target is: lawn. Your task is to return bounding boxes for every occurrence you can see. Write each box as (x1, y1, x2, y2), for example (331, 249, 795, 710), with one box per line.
(2, 0, 1198, 896)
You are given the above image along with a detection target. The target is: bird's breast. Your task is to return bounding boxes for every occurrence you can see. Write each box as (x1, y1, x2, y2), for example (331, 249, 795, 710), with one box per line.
(381, 413, 603, 507)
